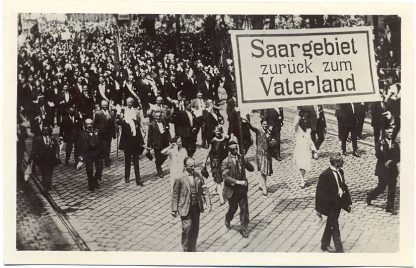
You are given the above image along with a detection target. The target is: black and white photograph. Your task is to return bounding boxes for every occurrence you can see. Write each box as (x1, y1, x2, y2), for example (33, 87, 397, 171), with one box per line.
(3, 1, 414, 266)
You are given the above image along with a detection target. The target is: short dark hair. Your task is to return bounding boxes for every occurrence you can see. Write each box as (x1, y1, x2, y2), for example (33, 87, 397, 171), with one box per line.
(170, 136, 180, 143)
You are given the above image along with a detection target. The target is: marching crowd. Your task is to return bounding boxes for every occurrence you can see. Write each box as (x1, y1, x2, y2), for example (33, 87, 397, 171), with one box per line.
(17, 17, 400, 252)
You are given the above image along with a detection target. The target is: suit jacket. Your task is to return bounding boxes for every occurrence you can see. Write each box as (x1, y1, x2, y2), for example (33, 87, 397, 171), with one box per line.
(59, 114, 83, 142)
(77, 93, 95, 119)
(315, 167, 352, 216)
(93, 109, 116, 138)
(182, 77, 197, 100)
(147, 119, 170, 149)
(30, 135, 59, 169)
(375, 138, 400, 177)
(224, 154, 248, 199)
(171, 171, 210, 216)
(117, 110, 144, 152)
(171, 109, 196, 138)
(202, 109, 224, 138)
(59, 92, 75, 113)
(44, 88, 61, 109)
(335, 103, 356, 127)
(77, 130, 103, 160)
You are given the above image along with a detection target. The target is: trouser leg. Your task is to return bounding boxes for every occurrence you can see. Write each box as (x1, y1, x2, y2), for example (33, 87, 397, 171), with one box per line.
(85, 160, 95, 190)
(181, 205, 200, 252)
(386, 175, 397, 210)
(322, 207, 342, 252)
(373, 125, 381, 146)
(132, 152, 141, 183)
(188, 205, 200, 252)
(65, 140, 73, 162)
(93, 157, 103, 183)
(350, 127, 358, 152)
(154, 149, 167, 169)
(368, 175, 388, 201)
(316, 127, 325, 150)
(238, 191, 249, 231)
(124, 151, 132, 182)
(225, 193, 239, 223)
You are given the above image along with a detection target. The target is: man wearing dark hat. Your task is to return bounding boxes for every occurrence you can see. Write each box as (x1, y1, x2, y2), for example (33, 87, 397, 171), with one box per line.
(224, 141, 250, 238)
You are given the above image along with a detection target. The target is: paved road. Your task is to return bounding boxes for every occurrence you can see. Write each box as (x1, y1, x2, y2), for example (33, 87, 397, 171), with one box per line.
(16, 176, 79, 250)
(19, 96, 399, 252)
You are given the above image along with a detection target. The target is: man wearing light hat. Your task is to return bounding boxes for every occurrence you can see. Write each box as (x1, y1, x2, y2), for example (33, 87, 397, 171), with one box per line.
(223, 140, 251, 238)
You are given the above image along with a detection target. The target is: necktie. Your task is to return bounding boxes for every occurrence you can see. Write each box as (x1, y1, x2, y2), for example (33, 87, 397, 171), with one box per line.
(335, 170, 343, 197)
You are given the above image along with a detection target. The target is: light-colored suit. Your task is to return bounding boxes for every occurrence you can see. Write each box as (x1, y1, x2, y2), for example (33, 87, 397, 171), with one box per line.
(171, 170, 211, 252)
(171, 171, 210, 216)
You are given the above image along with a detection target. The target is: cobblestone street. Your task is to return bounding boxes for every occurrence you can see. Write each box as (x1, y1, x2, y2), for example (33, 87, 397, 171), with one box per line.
(18, 101, 400, 252)
(16, 176, 79, 250)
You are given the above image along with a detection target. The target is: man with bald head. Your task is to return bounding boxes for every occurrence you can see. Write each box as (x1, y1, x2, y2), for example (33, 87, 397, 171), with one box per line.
(77, 118, 104, 191)
(94, 100, 116, 166)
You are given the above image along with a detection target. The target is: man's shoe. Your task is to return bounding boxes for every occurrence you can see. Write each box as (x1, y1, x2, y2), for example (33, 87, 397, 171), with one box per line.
(125, 179, 130, 183)
(225, 219, 231, 229)
(342, 150, 348, 156)
(352, 151, 361, 157)
(240, 229, 249, 238)
(276, 156, 282, 161)
(136, 181, 144, 186)
(321, 245, 336, 253)
(386, 208, 398, 215)
(65, 159, 69, 165)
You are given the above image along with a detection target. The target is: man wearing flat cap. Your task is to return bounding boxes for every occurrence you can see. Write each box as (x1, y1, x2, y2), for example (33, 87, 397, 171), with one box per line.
(224, 141, 250, 238)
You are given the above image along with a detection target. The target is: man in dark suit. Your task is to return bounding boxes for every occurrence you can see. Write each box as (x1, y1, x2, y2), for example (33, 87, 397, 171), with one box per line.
(77, 118, 103, 191)
(171, 100, 197, 157)
(260, 108, 284, 161)
(117, 97, 145, 185)
(353, 102, 367, 140)
(313, 105, 327, 158)
(224, 141, 249, 238)
(223, 65, 235, 100)
(366, 127, 400, 215)
(29, 126, 60, 194)
(94, 100, 116, 166)
(171, 157, 211, 252)
(44, 82, 61, 127)
(370, 100, 388, 146)
(335, 103, 360, 157)
(77, 85, 95, 120)
(202, 99, 224, 148)
(59, 84, 75, 121)
(147, 110, 171, 178)
(315, 153, 352, 253)
(59, 106, 83, 165)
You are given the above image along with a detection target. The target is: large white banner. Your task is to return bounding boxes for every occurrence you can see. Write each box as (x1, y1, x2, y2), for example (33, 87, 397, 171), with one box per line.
(230, 27, 380, 109)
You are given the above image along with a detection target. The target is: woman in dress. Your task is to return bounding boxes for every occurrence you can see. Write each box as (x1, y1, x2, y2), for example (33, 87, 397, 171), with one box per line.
(293, 112, 316, 188)
(247, 114, 273, 196)
(162, 136, 188, 190)
(204, 125, 229, 205)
